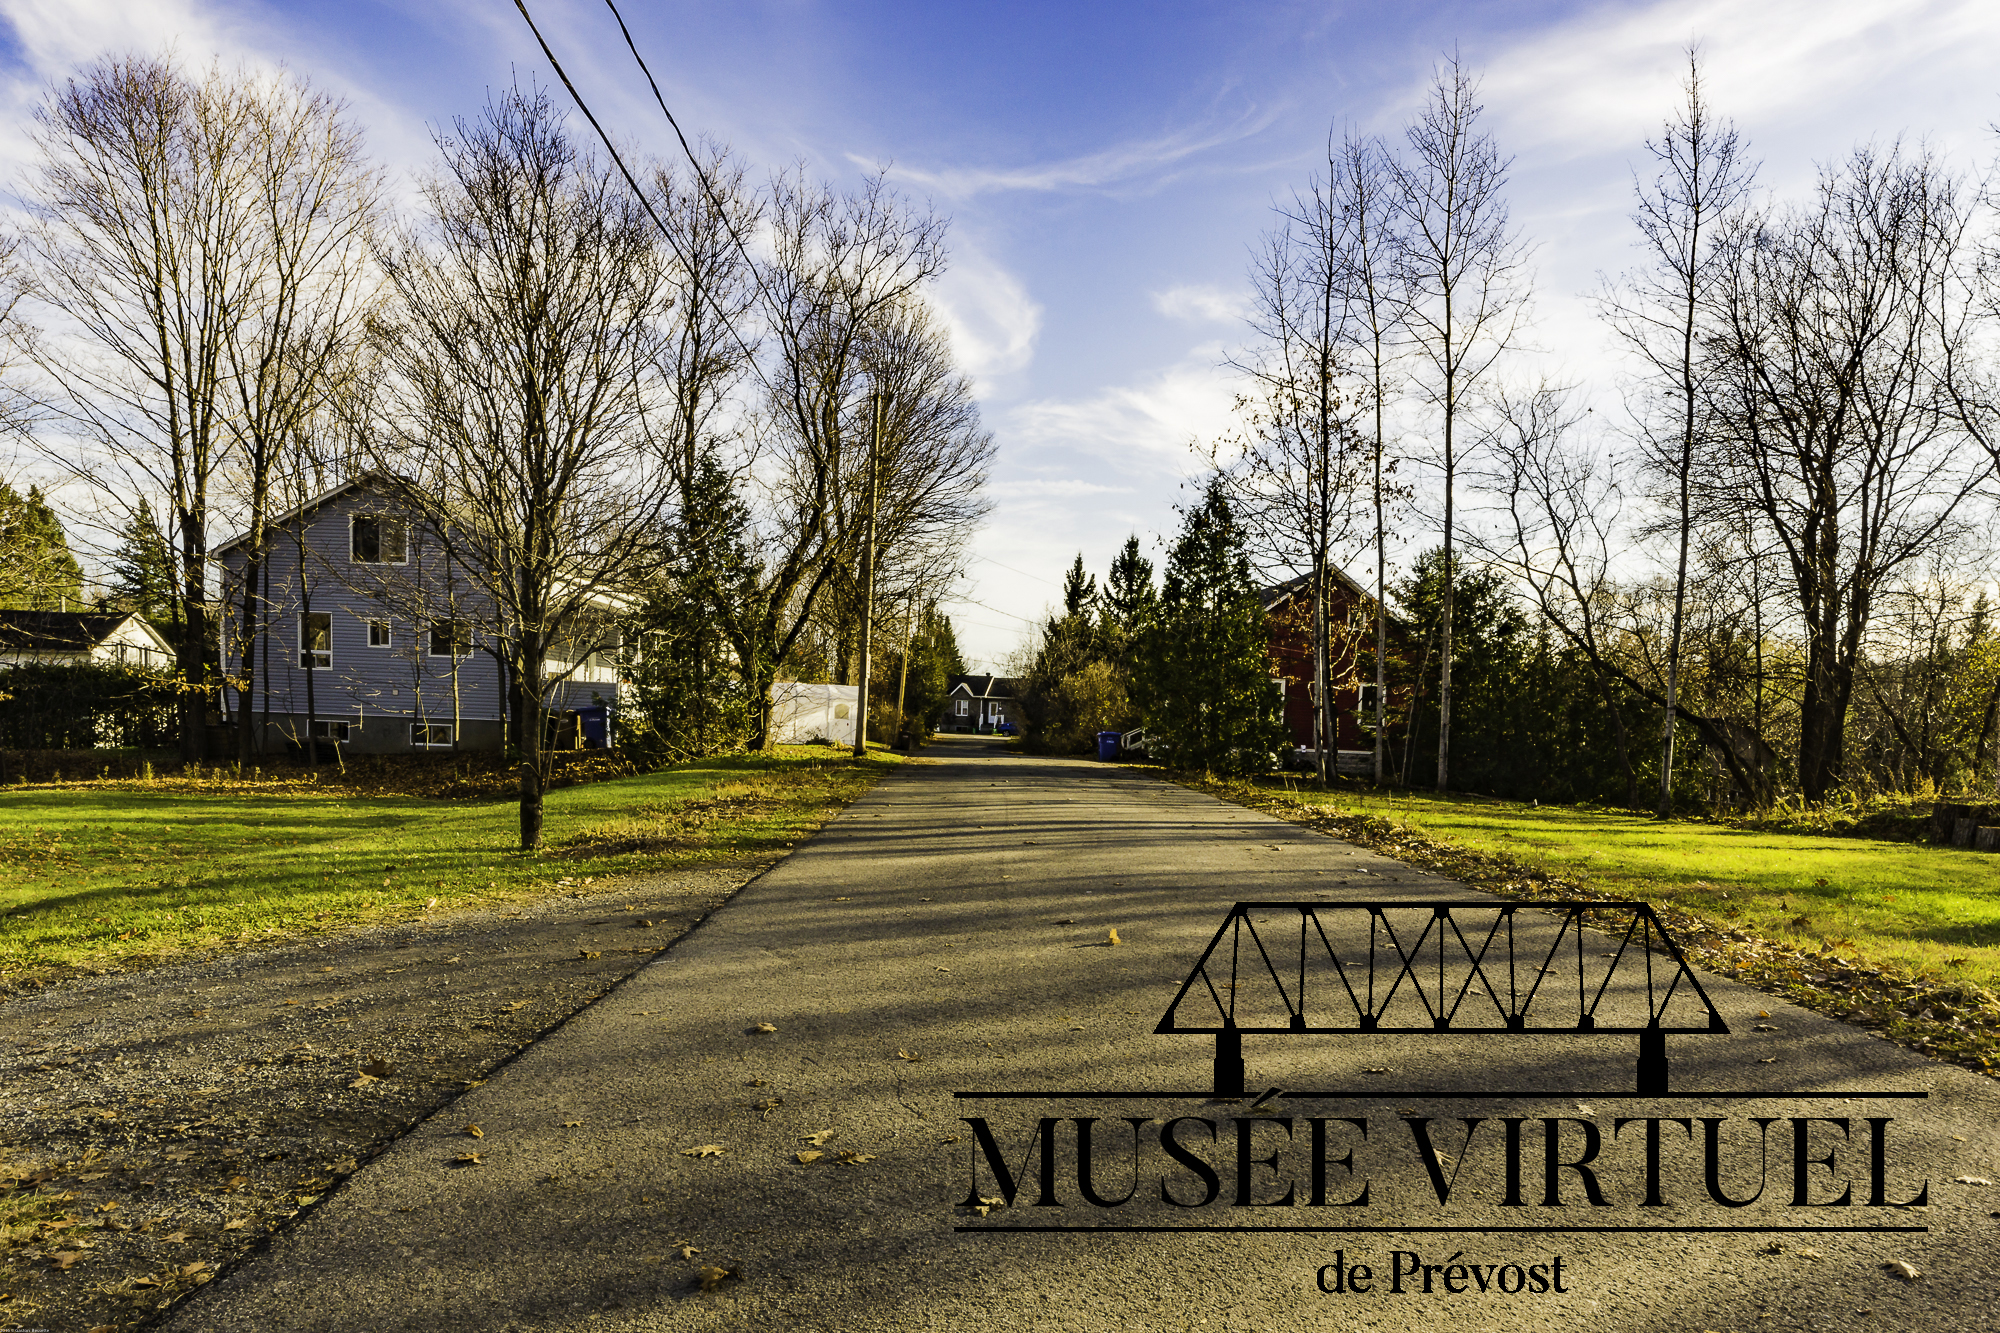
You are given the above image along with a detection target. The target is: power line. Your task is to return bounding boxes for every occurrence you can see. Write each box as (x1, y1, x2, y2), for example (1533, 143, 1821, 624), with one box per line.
(970, 552, 1063, 588)
(509, 0, 769, 392)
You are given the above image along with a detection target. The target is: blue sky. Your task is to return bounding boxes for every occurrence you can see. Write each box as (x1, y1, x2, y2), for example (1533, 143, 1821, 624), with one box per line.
(5, 0, 1998, 667)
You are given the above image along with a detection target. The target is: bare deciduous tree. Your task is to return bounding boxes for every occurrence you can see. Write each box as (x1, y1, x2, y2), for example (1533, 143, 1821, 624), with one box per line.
(21, 56, 269, 759)
(702, 169, 946, 748)
(1702, 144, 1994, 802)
(1387, 54, 1527, 792)
(374, 87, 671, 848)
(1598, 50, 1756, 816)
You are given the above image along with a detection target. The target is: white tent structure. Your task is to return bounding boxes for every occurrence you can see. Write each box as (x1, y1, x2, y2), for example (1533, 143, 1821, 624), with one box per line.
(768, 682, 860, 747)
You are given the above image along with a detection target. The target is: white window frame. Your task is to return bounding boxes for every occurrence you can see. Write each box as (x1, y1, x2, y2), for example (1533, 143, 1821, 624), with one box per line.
(299, 612, 331, 669)
(366, 619, 391, 648)
(955, 699, 969, 717)
(349, 514, 409, 566)
(410, 721, 453, 748)
(428, 620, 472, 658)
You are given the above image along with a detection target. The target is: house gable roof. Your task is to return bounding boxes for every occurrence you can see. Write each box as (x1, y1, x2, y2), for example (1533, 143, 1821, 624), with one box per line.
(0, 610, 169, 655)
(944, 673, 1019, 700)
(214, 471, 414, 557)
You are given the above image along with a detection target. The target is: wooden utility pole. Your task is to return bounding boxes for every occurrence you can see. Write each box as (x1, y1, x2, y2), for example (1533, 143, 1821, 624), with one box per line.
(894, 592, 917, 736)
(852, 392, 887, 758)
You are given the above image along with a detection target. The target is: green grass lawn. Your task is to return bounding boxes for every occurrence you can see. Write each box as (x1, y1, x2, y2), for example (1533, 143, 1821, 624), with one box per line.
(1246, 785, 2000, 993)
(0, 746, 898, 986)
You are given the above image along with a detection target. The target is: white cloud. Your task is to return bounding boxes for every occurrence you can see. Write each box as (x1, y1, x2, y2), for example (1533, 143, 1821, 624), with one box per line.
(877, 106, 1279, 200)
(1001, 343, 1240, 471)
(1472, 0, 2000, 166)
(928, 239, 1042, 390)
(1151, 282, 1250, 326)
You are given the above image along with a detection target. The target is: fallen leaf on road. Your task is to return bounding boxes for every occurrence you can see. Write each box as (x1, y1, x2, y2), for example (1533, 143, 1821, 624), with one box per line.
(835, 1150, 876, 1165)
(359, 1059, 395, 1078)
(561, 1120, 582, 1128)
(501, 1001, 527, 1012)
(452, 1153, 483, 1167)
(1362, 1067, 1392, 1075)
(1754, 1024, 1780, 1032)
(463, 1124, 484, 1138)
(802, 1129, 835, 1145)
(896, 1049, 922, 1062)
(632, 919, 654, 929)
(696, 1264, 740, 1293)
(682, 1144, 726, 1158)
(1953, 1175, 1994, 1185)
(796, 1150, 824, 1164)
(1796, 1247, 1822, 1260)
(935, 966, 951, 973)
(1884, 1260, 1921, 1281)
(578, 950, 602, 960)
(752, 1022, 777, 1034)
(1106, 928, 1121, 945)
(296, 1195, 320, 1206)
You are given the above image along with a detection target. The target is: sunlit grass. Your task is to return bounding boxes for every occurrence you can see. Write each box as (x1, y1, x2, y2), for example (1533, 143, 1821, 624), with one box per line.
(1256, 784, 2000, 992)
(0, 746, 897, 985)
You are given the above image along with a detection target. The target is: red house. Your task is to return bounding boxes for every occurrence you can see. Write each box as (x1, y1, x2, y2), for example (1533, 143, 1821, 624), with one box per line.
(1260, 569, 1411, 764)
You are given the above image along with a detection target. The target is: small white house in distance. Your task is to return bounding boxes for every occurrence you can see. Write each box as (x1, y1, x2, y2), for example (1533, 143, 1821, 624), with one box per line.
(0, 610, 173, 670)
(768, 682, 859, 748)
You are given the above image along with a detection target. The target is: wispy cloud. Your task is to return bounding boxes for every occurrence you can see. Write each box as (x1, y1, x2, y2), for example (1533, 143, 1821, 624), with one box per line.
(1472, 0, 2000, 166)
(1151, 282, 1250, 326)
(1000, 344, 1239, 469)
(870, 106, 1279, 199)
(928, 237, 1042, 390)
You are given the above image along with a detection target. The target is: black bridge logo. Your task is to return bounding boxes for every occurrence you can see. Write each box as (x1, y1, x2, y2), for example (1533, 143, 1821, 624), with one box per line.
(1158, 902, 1729, 1096)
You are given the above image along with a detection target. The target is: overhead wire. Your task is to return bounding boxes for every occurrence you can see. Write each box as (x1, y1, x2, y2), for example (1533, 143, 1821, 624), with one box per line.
(508, 0, 771, 395)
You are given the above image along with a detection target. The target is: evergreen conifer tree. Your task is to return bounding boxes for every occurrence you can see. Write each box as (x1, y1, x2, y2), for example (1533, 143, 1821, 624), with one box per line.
(105, 498, 178, 624)
(1132, 481, 1286, 774)
(0, 481, 85, 610)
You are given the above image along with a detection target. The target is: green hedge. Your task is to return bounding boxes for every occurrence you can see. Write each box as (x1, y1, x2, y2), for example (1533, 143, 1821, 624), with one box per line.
(0, 662, 180, 750)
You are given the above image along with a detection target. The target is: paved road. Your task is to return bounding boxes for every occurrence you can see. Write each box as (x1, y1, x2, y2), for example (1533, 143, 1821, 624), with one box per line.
(167, 739, 2000, 1332)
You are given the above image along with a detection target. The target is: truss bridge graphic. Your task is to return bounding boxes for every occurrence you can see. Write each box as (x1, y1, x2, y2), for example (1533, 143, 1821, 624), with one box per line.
(1157, 901, 1729, 1095)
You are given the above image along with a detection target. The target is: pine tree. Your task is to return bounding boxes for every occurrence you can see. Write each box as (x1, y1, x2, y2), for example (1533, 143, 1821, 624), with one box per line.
(1061, 554, 1098, 619)
(1101, 534, 1155, 669)
(1132, 481, 1286, 774)
(104, 498, 178, 624)
(0, 481, 85, 610)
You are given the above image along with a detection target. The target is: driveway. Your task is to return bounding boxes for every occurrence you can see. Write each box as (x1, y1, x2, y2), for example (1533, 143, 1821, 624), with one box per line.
(164, 737, 2000, 1332)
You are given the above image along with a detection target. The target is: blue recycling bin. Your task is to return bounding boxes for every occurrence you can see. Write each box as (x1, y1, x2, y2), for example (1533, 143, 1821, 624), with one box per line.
(1096, 730, 1121, 761)
(578, 705, 611, 749)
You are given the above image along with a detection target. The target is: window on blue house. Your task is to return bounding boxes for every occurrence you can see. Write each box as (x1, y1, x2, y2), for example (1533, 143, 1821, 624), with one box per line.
(351, 515, 408, 564)
(299, 612, 331, 669)
(410, 722, 453, 748)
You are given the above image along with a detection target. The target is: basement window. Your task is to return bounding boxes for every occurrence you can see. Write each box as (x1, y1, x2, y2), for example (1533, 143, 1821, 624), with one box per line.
(410, 722, 453, 748)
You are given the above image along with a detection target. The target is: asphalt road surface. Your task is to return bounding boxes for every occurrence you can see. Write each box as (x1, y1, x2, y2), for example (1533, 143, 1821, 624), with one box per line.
(164, 737, 2000, 1332)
